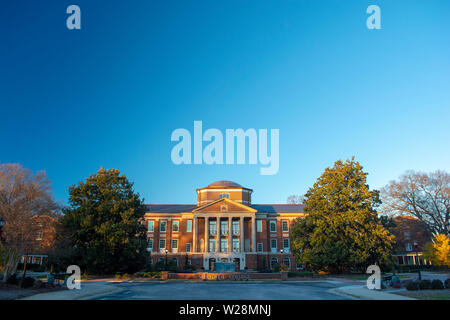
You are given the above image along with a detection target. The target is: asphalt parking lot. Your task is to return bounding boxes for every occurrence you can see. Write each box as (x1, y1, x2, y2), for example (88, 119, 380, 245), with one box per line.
(94, 281, 352, 300)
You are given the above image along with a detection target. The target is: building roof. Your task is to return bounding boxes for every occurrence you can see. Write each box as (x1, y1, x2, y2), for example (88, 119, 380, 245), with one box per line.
(207, 180, 243, 188)
(250, 204, 305, 213)
(144, 204, 198, 213)
(145, 203, 305, 214)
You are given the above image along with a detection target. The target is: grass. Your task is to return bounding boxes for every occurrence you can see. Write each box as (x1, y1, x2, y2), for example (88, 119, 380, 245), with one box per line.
(395, 289, 450, 300)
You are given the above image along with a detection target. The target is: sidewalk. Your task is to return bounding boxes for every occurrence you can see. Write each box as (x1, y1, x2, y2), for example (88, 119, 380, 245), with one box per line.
(332, 285, 415, 300)
(21, 281, 122, 300)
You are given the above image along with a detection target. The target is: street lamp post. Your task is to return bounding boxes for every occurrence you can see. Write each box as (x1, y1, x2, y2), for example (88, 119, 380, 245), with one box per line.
(414, 241, 421, 281)
(280, 249, 284, 271)
(165, 248, 169, 270)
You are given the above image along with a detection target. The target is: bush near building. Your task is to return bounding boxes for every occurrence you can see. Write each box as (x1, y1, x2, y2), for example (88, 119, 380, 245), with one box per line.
(406, 279, 447, 291)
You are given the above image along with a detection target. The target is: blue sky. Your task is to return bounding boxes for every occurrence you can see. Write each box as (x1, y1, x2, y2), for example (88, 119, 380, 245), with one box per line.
(1, 0, 449, 206)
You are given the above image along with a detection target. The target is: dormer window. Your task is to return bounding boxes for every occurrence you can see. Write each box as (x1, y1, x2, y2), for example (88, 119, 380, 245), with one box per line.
(219, 193, 230, 199)
(406, 243, 412, 251)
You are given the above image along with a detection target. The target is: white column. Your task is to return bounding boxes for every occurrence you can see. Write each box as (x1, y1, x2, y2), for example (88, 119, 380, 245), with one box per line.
(205, 216, 209, 252)
(193, 216, 197, 252)
(240, 216, 244, 252)
(216, 217, 220, 252)
(228, 217, 232, 252)
(251, 216, 256, 252)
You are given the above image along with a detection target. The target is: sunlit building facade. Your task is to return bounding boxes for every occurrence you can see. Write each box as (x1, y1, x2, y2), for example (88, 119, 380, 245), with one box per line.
(145, 181, 305, 271)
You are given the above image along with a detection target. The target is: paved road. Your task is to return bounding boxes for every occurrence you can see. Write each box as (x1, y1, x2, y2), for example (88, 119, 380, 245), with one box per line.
(93, 281, 352, 300)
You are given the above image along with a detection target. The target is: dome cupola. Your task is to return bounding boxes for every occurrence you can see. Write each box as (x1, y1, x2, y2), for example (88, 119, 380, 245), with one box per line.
(196, 181, 252, 206)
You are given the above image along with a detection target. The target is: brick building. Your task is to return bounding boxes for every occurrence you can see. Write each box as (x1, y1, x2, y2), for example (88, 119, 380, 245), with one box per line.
(391, 215, 433, 266)
(21, 215, 57, 266)
(145, 181, 305, 271)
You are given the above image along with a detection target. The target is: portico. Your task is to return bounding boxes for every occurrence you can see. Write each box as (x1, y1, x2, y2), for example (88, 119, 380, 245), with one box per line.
(144, 180, 305, 271)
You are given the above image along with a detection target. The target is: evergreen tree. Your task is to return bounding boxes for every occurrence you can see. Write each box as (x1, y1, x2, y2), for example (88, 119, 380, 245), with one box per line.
(291, 158, 395, 273)
(55, 168, 147, 274)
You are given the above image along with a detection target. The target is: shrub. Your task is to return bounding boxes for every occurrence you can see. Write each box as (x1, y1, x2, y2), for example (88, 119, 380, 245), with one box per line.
(445, 278, 450, 289)
(20, 277, 35, 288)
(114, 274, 121, 280)
(184, 264, 195, 271)
(431, 279, 444, 290)
(419, 280, 431, 290)
(121, 273, 131, 280)
(6, 274, 19, 285)
(288, 271, 314, 278)
(406, 281, 420, 291)
(33, 280, 45, 289)
(272, 264, 280, 272)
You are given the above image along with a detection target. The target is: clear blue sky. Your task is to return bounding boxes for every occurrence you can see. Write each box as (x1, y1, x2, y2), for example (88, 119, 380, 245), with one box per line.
(1, 1, 449, 206)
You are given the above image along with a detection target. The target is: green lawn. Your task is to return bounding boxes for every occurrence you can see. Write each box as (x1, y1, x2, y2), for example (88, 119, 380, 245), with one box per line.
(395, 289, 450, 300)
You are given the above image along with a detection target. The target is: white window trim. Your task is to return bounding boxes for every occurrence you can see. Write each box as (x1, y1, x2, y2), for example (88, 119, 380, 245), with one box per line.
(185, 243, 191, 252)
(220, 238, 228, 252)
(282, 220, 289, 232)
(232, 238, 240, 252)
(209, 221, 217, 235)
(172, 239, 178, 253)
(147, 239, 153, 251)
(147, 220, 154, 232)
(257, 242, 263, 252)
(186, 220, 192, 232)
(232, 220, 239, 235)
(160, 220, 167, 233)
(209, 239, 216, 252)
(221, 220, 228, 235)
(270, 239, 277, 253)
(159, 239, 166, 251)
(283, 238, 290, 252)
(172, 220, 180, 233)
(270, 220, 277, 233)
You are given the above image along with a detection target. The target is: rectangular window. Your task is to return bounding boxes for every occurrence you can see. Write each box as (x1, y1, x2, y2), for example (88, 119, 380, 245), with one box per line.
(221, 220, 228, 235)
(160, 220, 167, 233)
(147, 220, 154, 232)
(159, 239, 166, 249)
(209, 220, 217, 235)
(186, 220, 192, 232)
(283, 238, 289, 250)
(148, 239, 154, 249)
(172, 239, 178, 249)
(232, 220, 239, 235)
(271, 239, 277, 252)
(187, 259, 192, 265)
(209, 239, 216, 252)
(270, 220, 277, 233)
(172, 220, 179, 232)
(232, 238, 240, 252)
(257, 243, 263, 252)
(220, 238, 228, 252)
(282, 220, 289, 232)
(256, 220, 262, 232)
(186, 243, 191, 252)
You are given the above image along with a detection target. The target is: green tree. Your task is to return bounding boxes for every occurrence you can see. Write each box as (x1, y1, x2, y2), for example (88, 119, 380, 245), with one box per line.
(54, 168, 147, 275)
(290, 158, 395, 273)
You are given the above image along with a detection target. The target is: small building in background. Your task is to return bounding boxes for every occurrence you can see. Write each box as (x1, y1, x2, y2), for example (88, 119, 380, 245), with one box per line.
(20, 215, 57, 266)
(392, 215, 433, 266)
